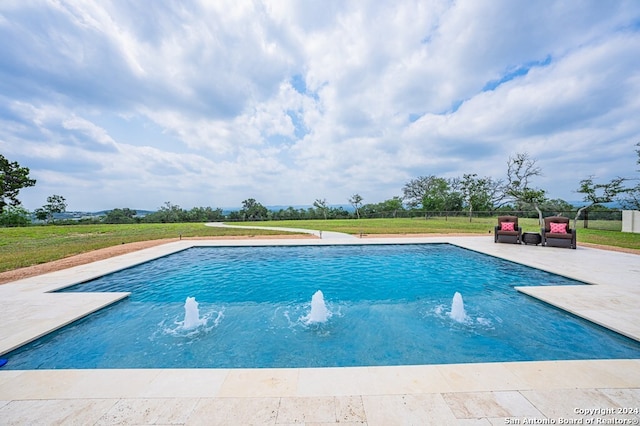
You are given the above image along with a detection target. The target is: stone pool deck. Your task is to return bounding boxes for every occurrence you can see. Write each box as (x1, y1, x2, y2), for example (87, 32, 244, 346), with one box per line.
(0, 235, 639, 424)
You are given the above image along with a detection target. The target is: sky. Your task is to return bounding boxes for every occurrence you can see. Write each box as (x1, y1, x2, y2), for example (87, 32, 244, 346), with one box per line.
(1, 1, 640, 212)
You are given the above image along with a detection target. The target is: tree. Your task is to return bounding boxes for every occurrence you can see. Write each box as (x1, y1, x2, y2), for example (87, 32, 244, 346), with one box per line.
(34, 207, 48, 222)
(104, 208, 137, 224)
(459, 174, 495, 222)
(485, 177, 507, 208)
(402, 175, 459, 217)
(0, 154, 36, 213)
(185, 206, 224, 222)
(327, 206, 350, 219)
(36, 195, 67, 223)
(143, 202, 185, 223)
(505, 153, 547, 226)
(575, 176, 627, 229)
(402, 175, 437, 209)
(227, 210, 242, 221)
(380, 196, 404, 218)
(422, 178, 451, 212)
(272, 206, 306, 220)
(348, 194, 363, 219)
(0, 205, 30, 227)
(540, 198, 574, 215)
(240, 198, 268, 221)
(620, 141, 640, 210)
(47, 195, 67, 215)
(622, 185, 640, 210)
(313, 198, 329, 220)
(360, 197, 406, 218)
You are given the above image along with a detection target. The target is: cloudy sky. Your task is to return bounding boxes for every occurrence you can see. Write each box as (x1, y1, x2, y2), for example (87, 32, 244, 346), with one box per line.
(1, 1, 639, 211)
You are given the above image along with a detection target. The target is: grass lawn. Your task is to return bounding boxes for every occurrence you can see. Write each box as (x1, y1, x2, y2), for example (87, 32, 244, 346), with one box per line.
(240, 217, 640, 250)
(1, 217, 638, 274)
(0, 223, 292, 273)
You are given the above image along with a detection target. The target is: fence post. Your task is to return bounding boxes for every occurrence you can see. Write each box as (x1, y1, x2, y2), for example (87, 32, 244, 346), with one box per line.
(584, 210, 589, 229)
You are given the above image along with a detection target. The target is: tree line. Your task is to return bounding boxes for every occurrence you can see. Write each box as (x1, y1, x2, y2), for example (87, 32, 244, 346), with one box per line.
(1, 145, 639, 227)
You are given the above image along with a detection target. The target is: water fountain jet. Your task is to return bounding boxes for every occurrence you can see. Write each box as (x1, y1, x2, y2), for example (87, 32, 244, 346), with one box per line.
(182, 296, 205, 330)
(449, 292, 467, 323)
(305, 290, 330, 324)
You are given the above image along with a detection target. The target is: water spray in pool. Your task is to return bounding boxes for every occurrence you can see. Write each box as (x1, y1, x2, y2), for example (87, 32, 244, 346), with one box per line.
(182, 296, 207, 330)
(302, 290, 331, 325)
(449, 292, 467, 323)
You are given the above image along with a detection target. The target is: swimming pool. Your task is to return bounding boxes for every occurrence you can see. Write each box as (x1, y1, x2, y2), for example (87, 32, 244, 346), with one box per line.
(3, 244, 640, 369)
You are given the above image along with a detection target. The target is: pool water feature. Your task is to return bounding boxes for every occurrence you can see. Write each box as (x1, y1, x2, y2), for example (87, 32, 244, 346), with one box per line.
(302, 290, 331, 324)
(181, 296, 206, 330)
(449, 292, 467, 323)
(3, 244, 639, 369)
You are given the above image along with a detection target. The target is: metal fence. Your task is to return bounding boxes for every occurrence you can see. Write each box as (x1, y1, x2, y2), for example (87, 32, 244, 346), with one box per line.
(358, 210, 623, 231)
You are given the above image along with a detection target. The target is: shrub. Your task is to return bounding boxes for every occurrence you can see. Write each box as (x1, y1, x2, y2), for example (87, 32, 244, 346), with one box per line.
(0, 206, 31, 227)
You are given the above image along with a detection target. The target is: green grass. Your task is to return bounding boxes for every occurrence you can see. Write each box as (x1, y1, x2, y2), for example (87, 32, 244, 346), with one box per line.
(0, 223, 293, 273)
(573, 228, 640, 249)
(1, 218, 638, 274)
(240, 217, 640, 250)
(245, 217, 498, 234)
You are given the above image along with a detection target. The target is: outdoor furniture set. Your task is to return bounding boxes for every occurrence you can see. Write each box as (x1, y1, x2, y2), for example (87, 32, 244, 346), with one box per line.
(494, 215, 577, 249)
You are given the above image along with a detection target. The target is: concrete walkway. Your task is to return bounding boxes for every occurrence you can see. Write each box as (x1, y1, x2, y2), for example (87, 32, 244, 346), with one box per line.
(0, 234, 639, 424)
(205, 221, 359, 239)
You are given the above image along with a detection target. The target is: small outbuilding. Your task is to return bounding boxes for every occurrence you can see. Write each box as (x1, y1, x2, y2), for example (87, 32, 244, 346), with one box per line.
(622, 210, 640, 233)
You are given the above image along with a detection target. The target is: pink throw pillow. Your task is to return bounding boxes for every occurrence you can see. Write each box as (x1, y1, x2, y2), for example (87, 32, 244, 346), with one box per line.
(549, 222, 567, 234)
(501, 222, 515, 231)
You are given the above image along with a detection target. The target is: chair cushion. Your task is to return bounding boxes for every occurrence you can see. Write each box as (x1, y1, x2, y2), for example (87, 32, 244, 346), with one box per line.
(546, 232, 573, 240)
(550, 222, 567, 234)
(501, 222, 515, 231)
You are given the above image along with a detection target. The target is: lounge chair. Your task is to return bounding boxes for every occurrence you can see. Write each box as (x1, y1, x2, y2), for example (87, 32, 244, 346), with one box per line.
(494, 216, 522, 244)
(541, 216, 576, 249)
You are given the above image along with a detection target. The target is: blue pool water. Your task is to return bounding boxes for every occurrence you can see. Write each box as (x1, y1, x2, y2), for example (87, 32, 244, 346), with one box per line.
(3, 244, 640, 369)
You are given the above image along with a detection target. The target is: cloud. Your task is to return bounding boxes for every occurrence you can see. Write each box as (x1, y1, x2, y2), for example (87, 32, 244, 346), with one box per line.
(1, 0, 639, 211)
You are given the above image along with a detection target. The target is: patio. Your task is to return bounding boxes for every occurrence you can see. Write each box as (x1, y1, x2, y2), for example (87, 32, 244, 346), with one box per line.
(1, 235, 639, 424)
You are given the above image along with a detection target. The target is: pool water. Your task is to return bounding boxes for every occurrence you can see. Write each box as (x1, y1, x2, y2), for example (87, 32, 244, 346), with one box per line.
(3, 244, 640, 369)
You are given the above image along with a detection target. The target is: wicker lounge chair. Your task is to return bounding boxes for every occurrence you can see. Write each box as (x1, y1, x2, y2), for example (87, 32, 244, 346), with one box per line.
(541, 216, 576, 249)
(494, 216, 522, 244)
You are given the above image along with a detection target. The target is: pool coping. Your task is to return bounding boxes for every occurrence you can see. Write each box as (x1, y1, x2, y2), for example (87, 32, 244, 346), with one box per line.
(1, 236, 639, 423)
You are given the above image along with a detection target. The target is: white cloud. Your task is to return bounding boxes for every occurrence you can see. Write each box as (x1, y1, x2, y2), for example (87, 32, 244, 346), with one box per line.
(1, 0, 639, 211)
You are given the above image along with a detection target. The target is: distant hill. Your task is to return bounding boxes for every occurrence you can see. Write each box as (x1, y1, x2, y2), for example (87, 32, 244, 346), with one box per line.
(567, 201, 623, 208)
(91, 209, 155, 216)
(46, 209, 155, 220)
